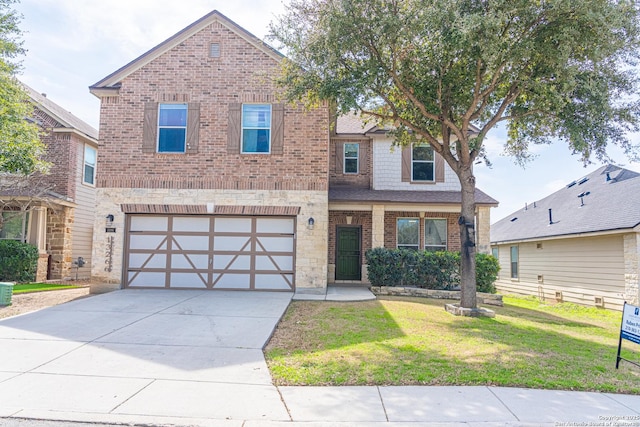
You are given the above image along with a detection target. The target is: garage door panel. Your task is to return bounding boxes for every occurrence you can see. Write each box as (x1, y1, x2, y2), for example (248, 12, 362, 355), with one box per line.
(257, 237, 294, 252)
(256, 218, 294, 233)
(172, 235, 209, 251)
(213, 273, 251, 288)
(214, 236, 251, 251)
(255, 274, 293, 290)
(173, 217, 210, 232)
(169, 273, 207, 288)
(125, 215, 295, 290)
(128, 272, 166, 287)
(129, 253, 167, 269)
(129, 235, 167, 250)
(171, 254, 209, 269)
(130, 216, 168, 231)
(214, 218, 252, 232)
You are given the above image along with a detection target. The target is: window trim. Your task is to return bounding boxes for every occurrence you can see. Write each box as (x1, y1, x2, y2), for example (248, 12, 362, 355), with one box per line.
(82, 144, 97, 186)
(396, 217, 420, 250)
(492, 247, 500, 279)
(343, 143, 359, 174)
(510, 245, 519, 280)
(424, 218, 447, 252)
(411, 144, 435, 182)
(157, 103, 188, 153)
(241, 103, 272, 154)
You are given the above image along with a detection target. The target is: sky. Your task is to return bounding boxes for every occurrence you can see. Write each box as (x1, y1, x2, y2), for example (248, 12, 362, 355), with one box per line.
(13, 0, 640, 224)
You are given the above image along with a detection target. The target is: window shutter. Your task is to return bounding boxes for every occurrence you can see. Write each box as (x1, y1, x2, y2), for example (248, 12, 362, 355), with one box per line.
(227, 103, 241, 154)
(186, 102, 200, 154)
(435, 152, 445, 182)
(336, 142, 344, 173)
(401, 146, 411, 182)
(359, 142, 368, 175)
(271, 103, 284, 155)
(142, 102, 158, 153)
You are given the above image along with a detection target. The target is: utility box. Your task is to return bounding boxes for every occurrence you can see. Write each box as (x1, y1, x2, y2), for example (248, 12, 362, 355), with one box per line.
(0, 282, 14, 306)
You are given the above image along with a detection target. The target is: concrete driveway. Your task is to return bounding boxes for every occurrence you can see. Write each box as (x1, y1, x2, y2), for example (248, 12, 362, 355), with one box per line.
(0, 289, 293, 425)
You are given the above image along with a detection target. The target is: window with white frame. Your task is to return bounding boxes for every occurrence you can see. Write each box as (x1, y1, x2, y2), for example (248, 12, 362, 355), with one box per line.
(344, 143, 359, 174)
(412, 144, 434, 181)
(510, 245, 519, 279)
(397, 218, 420, 250)
(157, 104, 188, 153)
(83, 145, 97, 185)
(242, 104, 271, 153)
(0, 211, 29, 242)
(424, 218, 447, 251)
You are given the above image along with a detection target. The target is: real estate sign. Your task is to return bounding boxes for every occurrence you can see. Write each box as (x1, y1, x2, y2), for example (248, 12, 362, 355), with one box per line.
(616, 302, 640, 368)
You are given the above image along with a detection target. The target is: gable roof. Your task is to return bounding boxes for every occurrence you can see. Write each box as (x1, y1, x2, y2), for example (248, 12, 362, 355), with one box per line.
(491, 165, 640, 244)
(89, 10, 283, 95)
(23, 83, 99, 142)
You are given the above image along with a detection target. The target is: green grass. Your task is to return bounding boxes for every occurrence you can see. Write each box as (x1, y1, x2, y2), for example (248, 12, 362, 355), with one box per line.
(264, 295, 640, 393)
(12, 283, 83, 294)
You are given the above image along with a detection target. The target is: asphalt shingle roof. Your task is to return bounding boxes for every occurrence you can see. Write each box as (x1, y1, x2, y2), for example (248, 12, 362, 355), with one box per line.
(329, 187, 498, 205)
(491, 165, 640, 243)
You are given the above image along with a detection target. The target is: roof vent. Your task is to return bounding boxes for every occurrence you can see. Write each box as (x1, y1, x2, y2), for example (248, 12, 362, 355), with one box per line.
(578, 177, 588, 185)
(567, 180, 577, 188)
(209, 43, 220, 58)
(510, 217, 518, 222)
(606, 172, 612, 182)
(578, 191, 591, 206)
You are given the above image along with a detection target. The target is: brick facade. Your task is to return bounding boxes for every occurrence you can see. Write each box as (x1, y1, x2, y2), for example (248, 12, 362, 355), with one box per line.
(96, 20, 328, 192)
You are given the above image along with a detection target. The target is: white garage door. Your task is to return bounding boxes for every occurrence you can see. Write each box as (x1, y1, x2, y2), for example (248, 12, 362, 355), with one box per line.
(124, 215, 295, 290)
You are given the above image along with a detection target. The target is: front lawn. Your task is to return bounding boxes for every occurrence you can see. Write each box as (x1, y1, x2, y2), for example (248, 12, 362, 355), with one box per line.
(12, 283, 84, 294)
(264, 296, 640, 393)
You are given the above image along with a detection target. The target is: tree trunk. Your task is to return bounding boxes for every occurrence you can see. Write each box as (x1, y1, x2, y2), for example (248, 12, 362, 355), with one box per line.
(458, 165, 477, 309)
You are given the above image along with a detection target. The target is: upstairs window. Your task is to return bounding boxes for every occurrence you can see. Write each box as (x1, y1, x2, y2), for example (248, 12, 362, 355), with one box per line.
(344, 143, 359, 174)
(424, 218, 447, 251)
(157, 104, 187, 153)
(397, 218, 420, 250)
(412, 144, 434, 181)
(83, 145, 97, 185)
(242, 104, 271, 153)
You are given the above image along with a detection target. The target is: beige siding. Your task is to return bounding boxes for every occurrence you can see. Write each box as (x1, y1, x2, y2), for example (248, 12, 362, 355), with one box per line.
(494, 234, 626, 310)
(71, 139, 96, 280)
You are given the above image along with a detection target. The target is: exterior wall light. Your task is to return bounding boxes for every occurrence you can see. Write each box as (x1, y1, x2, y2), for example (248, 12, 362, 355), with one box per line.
(308, 217, 315, 230)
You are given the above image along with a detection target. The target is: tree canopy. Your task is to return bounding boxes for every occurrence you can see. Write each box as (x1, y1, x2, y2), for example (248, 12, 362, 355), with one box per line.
(270, 0, 640, 309)
(0, 0, 47, 176)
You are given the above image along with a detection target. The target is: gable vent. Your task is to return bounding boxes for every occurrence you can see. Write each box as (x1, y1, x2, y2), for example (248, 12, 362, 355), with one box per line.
(209, 43, 220, 58)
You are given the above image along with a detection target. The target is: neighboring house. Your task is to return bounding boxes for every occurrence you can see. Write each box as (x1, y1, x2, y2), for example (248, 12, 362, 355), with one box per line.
(491, 165, 640, 310)
(328, 115, 497, 283)
(88, 10, 497, 294)
(0, 84, 99, 281)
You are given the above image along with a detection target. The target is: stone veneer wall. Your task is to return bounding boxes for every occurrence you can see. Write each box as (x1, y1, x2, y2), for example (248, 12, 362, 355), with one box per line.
(91, 188, 328, 293)
(46, 206, 74, 280)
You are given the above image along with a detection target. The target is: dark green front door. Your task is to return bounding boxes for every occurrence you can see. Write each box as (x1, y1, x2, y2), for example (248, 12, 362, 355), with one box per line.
(336, 226, 361, 280)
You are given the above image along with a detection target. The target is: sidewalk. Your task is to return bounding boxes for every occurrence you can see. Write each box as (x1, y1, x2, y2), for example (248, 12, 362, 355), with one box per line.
(1, 287, 639, 426)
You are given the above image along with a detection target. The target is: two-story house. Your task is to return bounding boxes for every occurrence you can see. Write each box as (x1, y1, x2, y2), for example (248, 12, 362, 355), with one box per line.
(0, 84, 98, 281)
(88, 10, 497, 294)
(328, 115, 497, 284)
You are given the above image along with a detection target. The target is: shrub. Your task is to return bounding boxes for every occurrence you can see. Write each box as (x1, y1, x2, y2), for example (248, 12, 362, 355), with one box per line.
(365, 247, 500, 293)
(0, 240, 39, 282)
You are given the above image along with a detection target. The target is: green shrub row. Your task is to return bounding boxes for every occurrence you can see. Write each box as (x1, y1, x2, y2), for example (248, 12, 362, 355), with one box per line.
(365, 247, 499, 293)
(0, 240, 39, 283)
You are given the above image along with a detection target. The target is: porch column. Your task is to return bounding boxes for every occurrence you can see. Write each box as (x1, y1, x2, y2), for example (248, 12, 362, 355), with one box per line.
(28, 207, 49, 282)
(476, 206, 491, 255)
(372, 204, 385, 248)
(623, 232, 640, 305)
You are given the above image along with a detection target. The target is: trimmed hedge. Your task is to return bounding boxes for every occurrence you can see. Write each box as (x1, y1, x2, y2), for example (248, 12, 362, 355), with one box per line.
(365, 247, 499, 293)
(0, 240, 39, 283)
